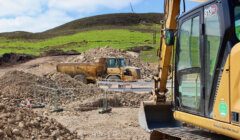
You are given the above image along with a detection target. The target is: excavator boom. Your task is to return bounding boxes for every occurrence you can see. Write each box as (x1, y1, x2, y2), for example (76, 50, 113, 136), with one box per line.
(158, 0, 180, 94)
(139, 0, 181, 131)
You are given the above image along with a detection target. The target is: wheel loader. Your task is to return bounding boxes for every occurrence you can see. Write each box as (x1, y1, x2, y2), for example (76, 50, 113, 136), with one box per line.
(57, 57, 141, 84)
(139, 0, 240, 139)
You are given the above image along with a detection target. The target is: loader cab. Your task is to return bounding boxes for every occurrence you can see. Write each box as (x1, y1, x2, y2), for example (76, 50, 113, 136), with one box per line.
(175, 0, 239, 118)
(106, 58, 140, 81)
(106, 58, 126, 79)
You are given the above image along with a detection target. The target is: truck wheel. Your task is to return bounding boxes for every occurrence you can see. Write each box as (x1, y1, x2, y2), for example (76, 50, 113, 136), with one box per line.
(74, 74, 87, 84)
(107, 75, 121, 81)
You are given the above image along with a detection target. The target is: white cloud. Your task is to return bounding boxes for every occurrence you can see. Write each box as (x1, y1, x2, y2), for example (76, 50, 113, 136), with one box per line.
(0, 0, 143, 33)
(0, 10, 73, 32)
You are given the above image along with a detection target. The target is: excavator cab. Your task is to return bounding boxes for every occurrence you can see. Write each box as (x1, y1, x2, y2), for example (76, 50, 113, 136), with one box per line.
(140, 0, 240, 139)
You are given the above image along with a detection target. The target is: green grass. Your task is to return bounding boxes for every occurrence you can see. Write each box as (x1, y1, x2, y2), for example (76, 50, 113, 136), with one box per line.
(139, 48, 159, 63)
(0, 29, 159, 55)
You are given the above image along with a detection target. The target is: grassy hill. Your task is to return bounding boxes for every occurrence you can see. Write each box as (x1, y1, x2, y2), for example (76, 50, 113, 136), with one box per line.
(0, 13, 163, 62)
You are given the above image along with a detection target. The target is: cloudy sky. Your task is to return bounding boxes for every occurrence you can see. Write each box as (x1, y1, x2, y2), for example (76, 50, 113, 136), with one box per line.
(0, 0, 200, 33)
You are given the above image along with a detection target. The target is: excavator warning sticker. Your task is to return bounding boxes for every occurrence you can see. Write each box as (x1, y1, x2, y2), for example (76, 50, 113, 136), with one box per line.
(219, 100, 228, 117)
(204, 4, 218, 17)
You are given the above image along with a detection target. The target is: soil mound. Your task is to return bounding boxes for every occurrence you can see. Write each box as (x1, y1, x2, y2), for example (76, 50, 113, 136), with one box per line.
(0, 53, 34, 67)
(0, 71, 103, 107)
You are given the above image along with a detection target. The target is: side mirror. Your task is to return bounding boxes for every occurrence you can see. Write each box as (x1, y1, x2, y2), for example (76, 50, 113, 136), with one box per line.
(165, 29, 175, 46)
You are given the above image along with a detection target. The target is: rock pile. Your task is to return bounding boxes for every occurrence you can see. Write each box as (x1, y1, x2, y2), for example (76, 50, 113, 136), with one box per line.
(0, 71, 103, 107)
(48, 72, 103, 103)
(0, 104, 78, 139)
(0, 70, 150, 109)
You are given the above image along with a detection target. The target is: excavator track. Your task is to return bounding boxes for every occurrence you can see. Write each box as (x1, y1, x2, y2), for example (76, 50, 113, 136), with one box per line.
(150, 127, 234, 140)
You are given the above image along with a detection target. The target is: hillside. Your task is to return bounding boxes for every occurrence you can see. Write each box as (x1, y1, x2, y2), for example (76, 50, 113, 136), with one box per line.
(0, 13, 163, 40)
(0, 13, 163, 62)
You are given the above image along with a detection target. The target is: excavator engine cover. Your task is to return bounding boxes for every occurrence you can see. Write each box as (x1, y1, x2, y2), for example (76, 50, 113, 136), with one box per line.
(139, 101, 180, 131)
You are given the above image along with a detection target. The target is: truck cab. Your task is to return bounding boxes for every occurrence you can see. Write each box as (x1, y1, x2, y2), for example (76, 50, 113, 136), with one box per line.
(105, 58, 141, 81)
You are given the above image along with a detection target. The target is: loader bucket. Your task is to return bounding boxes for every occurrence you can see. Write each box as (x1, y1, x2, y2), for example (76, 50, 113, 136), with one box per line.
(138, 101, 180, 131)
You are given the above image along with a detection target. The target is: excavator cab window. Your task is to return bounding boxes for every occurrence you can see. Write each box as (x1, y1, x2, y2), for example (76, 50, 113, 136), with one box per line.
(176, 3, 222, 115)
(176, 8, 202, 113)
(204, 4, 221, 108)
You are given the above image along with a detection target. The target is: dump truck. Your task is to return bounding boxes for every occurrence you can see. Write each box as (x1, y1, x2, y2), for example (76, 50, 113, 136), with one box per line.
(139, 0, 240, 139)
(57, 57, 141, 83)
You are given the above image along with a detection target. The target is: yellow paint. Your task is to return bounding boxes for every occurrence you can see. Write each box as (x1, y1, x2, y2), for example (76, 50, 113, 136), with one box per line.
(213, 57, 230, 122)
(107, 67, 140, 81)
(107, 68, 121, 76)
(165, 0, 180, 29)
(230, 43, 240, 121)
(158, 0, 180, 92)
(174, 111, 240, 139)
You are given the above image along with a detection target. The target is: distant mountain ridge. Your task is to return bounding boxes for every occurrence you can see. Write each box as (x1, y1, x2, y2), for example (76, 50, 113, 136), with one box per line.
(0, 13, 163, 40)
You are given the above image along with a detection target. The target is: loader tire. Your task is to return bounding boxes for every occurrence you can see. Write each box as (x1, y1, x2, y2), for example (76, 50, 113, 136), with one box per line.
(74, 74, 87, 84)
(107, 75, 121, 81)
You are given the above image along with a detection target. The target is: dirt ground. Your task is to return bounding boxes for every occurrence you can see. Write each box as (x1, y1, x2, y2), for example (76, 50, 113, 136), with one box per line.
(0, 55, 71, 77)
(39, 107, 149, 140)
(0, 48, 152, 139)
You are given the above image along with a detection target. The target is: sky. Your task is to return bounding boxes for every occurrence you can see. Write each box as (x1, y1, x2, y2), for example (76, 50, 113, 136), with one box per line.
(0, 0, 201, 33)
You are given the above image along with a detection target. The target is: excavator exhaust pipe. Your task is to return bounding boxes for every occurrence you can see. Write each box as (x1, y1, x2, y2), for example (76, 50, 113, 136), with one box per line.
(139, 101, 180, 131)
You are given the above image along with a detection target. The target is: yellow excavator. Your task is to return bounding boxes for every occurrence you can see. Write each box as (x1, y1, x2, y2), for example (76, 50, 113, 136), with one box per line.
(139, 0, 240, 139)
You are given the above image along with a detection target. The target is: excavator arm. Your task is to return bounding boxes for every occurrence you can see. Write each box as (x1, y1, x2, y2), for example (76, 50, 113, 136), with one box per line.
(154, 0, 180, 102)
(139, 0, 182, 131)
